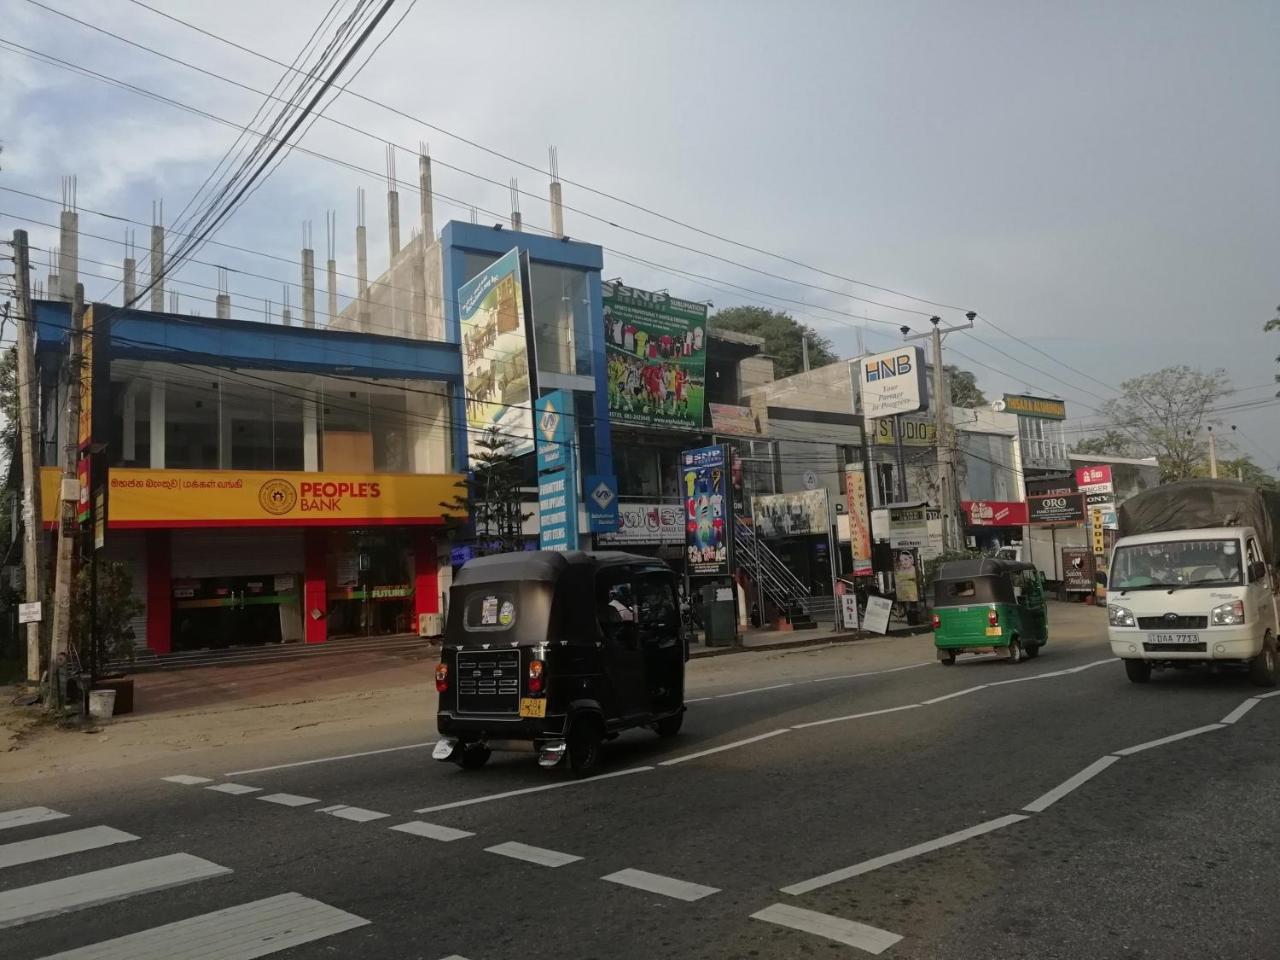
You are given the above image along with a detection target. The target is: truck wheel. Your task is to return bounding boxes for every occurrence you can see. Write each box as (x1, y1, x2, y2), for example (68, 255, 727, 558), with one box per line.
(1249, 633, 1278, 688)
(568, 716, 604, 777)
(1124, 659, 1151, 684)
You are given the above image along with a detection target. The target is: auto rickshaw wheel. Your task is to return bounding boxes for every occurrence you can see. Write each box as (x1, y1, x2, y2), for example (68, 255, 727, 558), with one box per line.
(654, 711, 684, 737)
(1007, 638, 1023, 663)
(567, 717, 604, 776)
(939, 651, 956, 666)
(457, 745, 491, 770)
(1024, 642, 1040, 660)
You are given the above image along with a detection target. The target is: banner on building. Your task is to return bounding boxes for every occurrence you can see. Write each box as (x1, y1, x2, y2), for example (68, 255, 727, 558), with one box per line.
(844, 467, 873, 575)
(888, 504, 944, 560)
(857, 346, 927, 419)
(962, 499, 1029, 527)
(753, 489, 831, 539)
(681, 444, 729, 576)
(459, 248, 535, 463)
(604, 282, 708, 431)
(1003, 394, 1067, 420)
(869, 417, 937, 447)
(709, 403, 763, 437)
(597, 501, 684, 545)
(535, 391, 578, 551)
(1028, 492, 1087, 525)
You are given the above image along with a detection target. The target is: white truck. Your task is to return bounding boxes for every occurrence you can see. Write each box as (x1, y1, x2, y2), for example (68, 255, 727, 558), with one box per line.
(1107, 479, 1280, 685)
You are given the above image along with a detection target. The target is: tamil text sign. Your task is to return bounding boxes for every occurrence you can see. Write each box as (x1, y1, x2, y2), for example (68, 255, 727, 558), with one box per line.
(858, 346, 927, 419)
(1028, 493, 1086, 525)
(682, 444, 729, 576)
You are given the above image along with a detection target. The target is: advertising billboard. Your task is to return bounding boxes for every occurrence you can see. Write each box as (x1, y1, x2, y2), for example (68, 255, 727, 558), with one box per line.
(709, 403, 763, 437)
(870, 417, 937, 446)
(604, 282, 708, 431)
(535, 391, 578, 551)
(459, 248, 535, 463)
(1003, 394, 1067, 420)
(888, 504, 944, 560)
(858, 346, 927, 419)
(597, 501, 684, 545)
(1028, 493, 1087, 524)
(681, 444, 730, 576)
(753, 489, 831, 539)
(962, 500, 1030, 527)
(845, 467, 873, 576)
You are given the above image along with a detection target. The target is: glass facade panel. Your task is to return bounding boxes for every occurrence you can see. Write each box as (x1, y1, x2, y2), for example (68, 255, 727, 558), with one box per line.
(165, 377, 220, 469)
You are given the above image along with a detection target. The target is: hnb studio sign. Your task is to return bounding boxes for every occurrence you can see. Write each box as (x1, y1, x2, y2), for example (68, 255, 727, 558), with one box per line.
(856, 345, 928, 420)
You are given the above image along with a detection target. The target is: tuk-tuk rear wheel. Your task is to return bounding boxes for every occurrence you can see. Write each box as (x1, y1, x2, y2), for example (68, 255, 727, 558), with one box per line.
(457, 745, 491, 770)
(568, 717, 604, 776)
(939, 651, 956, 666)
(1007, 639, 1023, 663)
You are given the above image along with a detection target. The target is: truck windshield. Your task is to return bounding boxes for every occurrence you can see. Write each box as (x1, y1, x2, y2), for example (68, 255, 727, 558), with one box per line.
(1111, 538, 1243, 590)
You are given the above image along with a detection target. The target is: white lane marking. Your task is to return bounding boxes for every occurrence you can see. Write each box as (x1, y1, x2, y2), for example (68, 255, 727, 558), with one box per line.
(781, 814, 1028, 895)
(1114, 723, 1225, 757)
(485, 841, 582, 868)
(257, 793, 319, 807)
(1022, 756, 1121, 813)
(0, 827, 138, 871)
(206, 783, 261, 796)
(1254, 689, 1280, 700)
(319, 805, 389, 823)
(436, 956, 472, 960)
(809, 662, 932, 683)
(791, 703, 921, 730)
(716, 682, 794, 698)
(390, 821, 474, 842)
(415, 766, 653, 813)
(32, 891, 368, 960)
(751, 903, 903, 955)
(1065, 657, 1118, 673)
(1221, 698, 1261, 725)
(658, 729, 790, 766)
(685, 697, 712, 703)
(161, 775, 212, 786)
(921, 685, 988, 705)
(226, 741, 436, 776)
(0, 807, 68, 832)
(602, 868, 719, 901)
(0, 853, 230, 929)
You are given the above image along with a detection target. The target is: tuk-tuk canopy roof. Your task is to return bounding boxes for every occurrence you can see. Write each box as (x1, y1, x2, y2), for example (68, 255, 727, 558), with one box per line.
(454, 549, 666, 586)
(934, 557, 1038, 581)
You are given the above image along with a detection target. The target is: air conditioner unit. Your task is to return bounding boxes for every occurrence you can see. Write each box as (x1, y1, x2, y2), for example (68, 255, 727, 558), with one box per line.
(418, 612, 444, 638)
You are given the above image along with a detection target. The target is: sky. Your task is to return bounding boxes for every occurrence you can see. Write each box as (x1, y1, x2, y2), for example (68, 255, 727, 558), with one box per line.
(1, 0, 1277, 467)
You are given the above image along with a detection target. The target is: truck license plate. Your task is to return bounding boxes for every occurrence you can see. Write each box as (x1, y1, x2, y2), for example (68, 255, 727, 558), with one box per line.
(519, 698, 546, 718)
(1148, 632, 1200, 644)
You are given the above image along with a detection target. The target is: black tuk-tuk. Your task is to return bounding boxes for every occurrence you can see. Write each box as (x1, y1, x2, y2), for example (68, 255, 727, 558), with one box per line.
(433, 550, 687, 774)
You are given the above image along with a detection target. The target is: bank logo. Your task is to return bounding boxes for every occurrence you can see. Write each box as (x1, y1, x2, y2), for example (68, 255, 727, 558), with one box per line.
(539, 400, 560, 441)
(591, 480, 616, 511)
(864, 353, 913, 382)
(258, 478, 298, 516)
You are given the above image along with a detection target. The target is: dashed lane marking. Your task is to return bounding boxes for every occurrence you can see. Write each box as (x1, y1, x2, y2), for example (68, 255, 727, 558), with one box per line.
(751, 903, 902, 955)
(161, 775, 212, 786)
(415, 766, 653, 813)
(602, 867, 719, 901)
(390, 821, 474, 842)
(1022, 756, 1120, 813)
(257, 793, 320, 807)
(317, 805, 389, 823)
(206, 783, 261, 796)
(0, 826, 138, 871)
(1221, 698, 1261, 725)
(0, 807, 68, 832)
(31, 891, 368, 960)
(484, 841, 582, 868)
(658, 729, 789, 766)
(920, 684, 988, 705)
(1113, 723, 1225, 757)
(715, 682, 794, 699)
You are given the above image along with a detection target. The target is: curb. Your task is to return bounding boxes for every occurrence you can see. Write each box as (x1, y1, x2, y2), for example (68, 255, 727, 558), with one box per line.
(689, 625, 931, 659)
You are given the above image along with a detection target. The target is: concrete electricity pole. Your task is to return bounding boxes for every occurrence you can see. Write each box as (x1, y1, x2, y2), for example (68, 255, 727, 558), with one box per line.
(906, 312, 975, 553)
(12, 230, 46, 683)
(1207, 426, 1219, 479)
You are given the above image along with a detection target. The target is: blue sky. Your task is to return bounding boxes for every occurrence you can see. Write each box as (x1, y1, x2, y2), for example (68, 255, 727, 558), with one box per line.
(2, 0, 1277, 465)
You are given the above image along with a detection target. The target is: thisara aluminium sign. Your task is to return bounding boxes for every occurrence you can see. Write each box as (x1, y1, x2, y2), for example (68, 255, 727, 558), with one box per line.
(858, 346, 928, 420)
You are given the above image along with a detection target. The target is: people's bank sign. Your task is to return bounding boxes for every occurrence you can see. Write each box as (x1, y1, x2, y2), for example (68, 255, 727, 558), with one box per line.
(857, 346, 928, 420)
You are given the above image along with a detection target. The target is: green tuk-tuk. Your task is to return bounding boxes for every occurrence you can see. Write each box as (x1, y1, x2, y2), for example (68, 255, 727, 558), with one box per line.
(931, 558, 1048, 664)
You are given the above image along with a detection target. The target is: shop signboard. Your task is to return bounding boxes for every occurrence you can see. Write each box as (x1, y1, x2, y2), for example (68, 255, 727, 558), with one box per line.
(888, 504, 944, 560)
(858, 346, 927, 419)
(1084, 491, 1115, 508)
(459, 247, 535, 463)
(1091, 507, 1106, 556)
(709, 403, 762, 437)
(535, 391, 578, 552)
(17, 601, 42, 624)
(1003, 394, 1067, 420)
(598, 501, 684, 545)
(870, 417, 937, 446)
(1028, 493, 1086, 525)
(753, 489, 831, 539)
(962, 500, 1030, 527)
(604, 281, 708, 431)
(862, 595, 893, 635)
(844, 467, 873, 576)
(839, 592, 859, 630)
(1061, 547, 1094, 593)
(1075, 464, 1113, 491)
(681, 444, 730, 576)
(584, 474, 619, 534)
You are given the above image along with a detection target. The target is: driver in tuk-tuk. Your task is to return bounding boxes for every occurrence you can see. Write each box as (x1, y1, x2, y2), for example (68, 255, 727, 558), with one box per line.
(604, 583, 636, 623)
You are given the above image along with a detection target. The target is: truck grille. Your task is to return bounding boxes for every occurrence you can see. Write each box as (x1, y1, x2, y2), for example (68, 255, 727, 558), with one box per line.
(456, 650, 520, 715)
(1137, 615, 1207, 630)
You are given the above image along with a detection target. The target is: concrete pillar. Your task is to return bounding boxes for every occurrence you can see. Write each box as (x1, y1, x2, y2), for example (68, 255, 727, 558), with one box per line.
(550, 181, 565, 238)
(302, 248, 316, 328)
(215, 294, 230, 319)
(419, 153, 434, 244)
(123, 256, 136, 305)
(122, 384, 137, 462)
(387, 190, 401, 258)
(58, 210, 79, 303)
(282, 307, 292, 327)
(411, 240, 426, 340)
(149, 224, 164, 312)
(511, 209, 522, 232)
(149, 378, 165, 468)
(47, 267, 60, 302)
(303, 398, 319, 471)
(356, 224, 370, 332)
(327, 258, 338, 328)
(145, 530, 172, 654)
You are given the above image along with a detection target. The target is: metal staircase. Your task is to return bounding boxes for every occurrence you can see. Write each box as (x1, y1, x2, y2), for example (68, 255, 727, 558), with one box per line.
(734, 517, 819, 628)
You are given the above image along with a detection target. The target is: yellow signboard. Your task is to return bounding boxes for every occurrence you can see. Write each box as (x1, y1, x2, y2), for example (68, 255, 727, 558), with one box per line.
(43, 467, 465, 528)
(1003, 394, 1067, 420)
(870, 418, 937, 446)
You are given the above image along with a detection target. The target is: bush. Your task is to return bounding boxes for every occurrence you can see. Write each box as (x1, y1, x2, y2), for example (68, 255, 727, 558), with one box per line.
(69, 560, 143, 671)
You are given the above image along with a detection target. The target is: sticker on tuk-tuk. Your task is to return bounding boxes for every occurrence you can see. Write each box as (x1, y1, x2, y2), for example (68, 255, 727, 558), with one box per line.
(498, 600, 515, 626)
(481, 596, 498, 625)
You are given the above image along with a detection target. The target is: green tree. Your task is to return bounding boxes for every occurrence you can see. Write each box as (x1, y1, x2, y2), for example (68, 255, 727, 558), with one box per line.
(69, 560, 143, 670)
(1202, 455, 1279, 490)
(439, 428, 532, 554)
(1098, 365, 1233, 483)
(710, 306, 837, 378)
(944, 365, 986, 408)
(1071, 430, 1133, 458)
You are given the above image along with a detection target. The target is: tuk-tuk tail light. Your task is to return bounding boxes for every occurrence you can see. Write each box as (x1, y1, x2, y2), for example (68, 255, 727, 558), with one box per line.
(930, 613, 941, 630)
(434, 663, 449, 693)
(528, 659, 545, 694)
(987, 607, 999, 627)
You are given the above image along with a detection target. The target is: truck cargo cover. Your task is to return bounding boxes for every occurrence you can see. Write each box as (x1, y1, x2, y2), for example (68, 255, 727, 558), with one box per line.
(1117, 479, 1280, 563)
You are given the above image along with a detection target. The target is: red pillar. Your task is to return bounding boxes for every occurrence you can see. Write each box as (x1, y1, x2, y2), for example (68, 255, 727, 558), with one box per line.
(414, 529, 439, 632)
(145, 530, 171, 654)
(304, 528, 328, 645)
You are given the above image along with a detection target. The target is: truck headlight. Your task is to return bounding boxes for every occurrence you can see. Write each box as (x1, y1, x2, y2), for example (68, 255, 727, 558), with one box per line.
(1211, 600, 1246, 626)
(1108, 604, 1136, 627)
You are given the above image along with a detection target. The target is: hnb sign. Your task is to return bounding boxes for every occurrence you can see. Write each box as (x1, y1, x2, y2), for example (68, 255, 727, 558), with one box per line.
(856, 345, 927, 420)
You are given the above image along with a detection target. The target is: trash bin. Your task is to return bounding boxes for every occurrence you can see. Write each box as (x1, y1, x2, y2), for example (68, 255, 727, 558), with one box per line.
(699, 582, 738, 647)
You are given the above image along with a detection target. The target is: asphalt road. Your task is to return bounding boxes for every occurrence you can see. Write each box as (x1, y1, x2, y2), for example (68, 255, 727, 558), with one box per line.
(5, 602, 1280, 959)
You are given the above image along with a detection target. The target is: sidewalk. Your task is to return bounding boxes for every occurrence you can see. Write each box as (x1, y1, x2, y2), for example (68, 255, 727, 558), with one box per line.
(688, 619, 929, 658)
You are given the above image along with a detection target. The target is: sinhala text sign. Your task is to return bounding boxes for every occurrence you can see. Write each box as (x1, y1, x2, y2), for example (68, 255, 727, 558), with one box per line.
(857, 346, 927, 419)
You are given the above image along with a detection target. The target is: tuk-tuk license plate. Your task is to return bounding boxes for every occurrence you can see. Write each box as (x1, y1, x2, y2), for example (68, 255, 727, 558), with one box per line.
(985, 627, 1002, 637)
(519, 698, 547, 719)
(1147, 632, 1200, 644)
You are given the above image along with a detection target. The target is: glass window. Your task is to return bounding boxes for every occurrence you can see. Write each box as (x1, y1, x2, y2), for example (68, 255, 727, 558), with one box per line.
(635, 572, 676, 628)
(463, 591, 517, 631)
(220, 376, 274, 470)
(272, 387, 306, 472)
(106, 376, 150, 467)
(616, 445, 661, 497)
(370, 390, 409, 473)
(321, 385, 373, 471)
(1111, 539, 1243, 590)
(165, 378, 220, 469)
(529, 262, 591, 378)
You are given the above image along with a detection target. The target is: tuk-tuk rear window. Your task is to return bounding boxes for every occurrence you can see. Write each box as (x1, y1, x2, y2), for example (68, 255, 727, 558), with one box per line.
(943, 580, 977, 599)
(463, 592, 517, 631)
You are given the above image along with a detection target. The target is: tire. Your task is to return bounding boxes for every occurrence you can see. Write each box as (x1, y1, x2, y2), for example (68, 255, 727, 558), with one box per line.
(939, 651, 956, 666)
(1124, 658, 1152, 684)
(654, 711, 684, 738)
(567, 716, 604, 777)
(1250, 633, 1278, 688)
(1007, 638, 1023, 664)
(1024, 642, 1040, 660)
(457, 745, 491, 770)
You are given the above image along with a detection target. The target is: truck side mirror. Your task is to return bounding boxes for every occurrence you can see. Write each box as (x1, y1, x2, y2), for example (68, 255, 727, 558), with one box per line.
(1250, 560, 1267, 583)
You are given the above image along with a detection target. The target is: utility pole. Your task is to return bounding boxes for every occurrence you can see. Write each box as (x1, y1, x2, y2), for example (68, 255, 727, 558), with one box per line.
(49, 283, 84, 711)
(906, 312, 975, 553)
(1207, 426, 1218, 479)
(12, 230, 45, 684)
(801, 335, 811, 372)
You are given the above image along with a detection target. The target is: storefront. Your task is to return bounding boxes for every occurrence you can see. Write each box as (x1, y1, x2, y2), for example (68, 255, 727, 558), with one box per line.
(961, 499, 1029, 552)
(595, 500, 685, 569)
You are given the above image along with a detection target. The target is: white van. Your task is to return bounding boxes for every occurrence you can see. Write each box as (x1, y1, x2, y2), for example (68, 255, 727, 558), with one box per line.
(1107, 526, 1279, 684)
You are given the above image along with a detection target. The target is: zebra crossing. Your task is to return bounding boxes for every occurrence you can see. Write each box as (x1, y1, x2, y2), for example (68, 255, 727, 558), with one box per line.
(0, 805, 370, 959)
